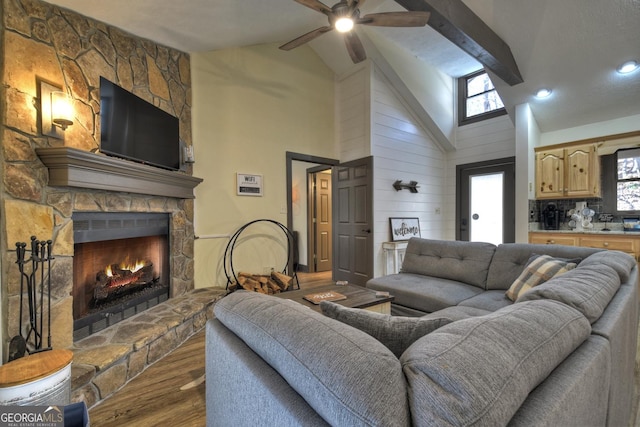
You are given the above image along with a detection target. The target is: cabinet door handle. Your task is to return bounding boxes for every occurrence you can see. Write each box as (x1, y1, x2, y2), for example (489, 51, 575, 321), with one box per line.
(547, 240, 555, 244)
(603, 242, 609, 247)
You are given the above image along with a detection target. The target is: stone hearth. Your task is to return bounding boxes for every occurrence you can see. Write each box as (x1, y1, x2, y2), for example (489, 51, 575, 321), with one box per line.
(71, 287, 224, 408)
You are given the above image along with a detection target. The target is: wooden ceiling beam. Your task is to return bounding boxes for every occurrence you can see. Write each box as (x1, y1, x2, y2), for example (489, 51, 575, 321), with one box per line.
(393, 0, 523, 86)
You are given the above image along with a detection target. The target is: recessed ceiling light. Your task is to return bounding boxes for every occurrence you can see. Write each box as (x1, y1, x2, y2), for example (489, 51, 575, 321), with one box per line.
(535, 88, 552, 99)
(617, 60, 639, 74)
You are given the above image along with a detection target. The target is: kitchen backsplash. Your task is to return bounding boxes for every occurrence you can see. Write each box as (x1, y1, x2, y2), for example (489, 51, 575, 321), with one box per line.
(529, 198, 618, 226)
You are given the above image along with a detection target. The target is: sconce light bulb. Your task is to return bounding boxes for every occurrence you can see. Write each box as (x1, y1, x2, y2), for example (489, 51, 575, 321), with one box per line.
(51, 91, 74, 130)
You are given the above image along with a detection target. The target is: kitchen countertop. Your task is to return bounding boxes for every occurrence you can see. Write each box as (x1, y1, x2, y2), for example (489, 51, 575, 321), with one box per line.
(529, 223, 640, 235)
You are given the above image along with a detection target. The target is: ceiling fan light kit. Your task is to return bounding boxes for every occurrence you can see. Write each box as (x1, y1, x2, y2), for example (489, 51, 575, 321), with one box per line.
(280, 0, 430, 64)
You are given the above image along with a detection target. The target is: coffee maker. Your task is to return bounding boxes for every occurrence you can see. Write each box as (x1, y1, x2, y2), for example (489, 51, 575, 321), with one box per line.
(541, 203, 560, 230)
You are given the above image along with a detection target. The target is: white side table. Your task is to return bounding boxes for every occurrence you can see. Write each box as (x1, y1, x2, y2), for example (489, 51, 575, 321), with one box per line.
(382, 241, 408, 275)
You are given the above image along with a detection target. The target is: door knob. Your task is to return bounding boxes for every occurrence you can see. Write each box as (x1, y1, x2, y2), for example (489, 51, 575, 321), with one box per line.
(362, 229, 371, 233)
(472, 213, 480, 220)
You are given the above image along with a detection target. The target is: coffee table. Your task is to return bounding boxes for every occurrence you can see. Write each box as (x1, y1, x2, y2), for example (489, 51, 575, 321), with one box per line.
(276, 284, 393, 314)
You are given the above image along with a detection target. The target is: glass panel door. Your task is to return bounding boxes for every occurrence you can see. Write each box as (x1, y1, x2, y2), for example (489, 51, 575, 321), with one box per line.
(470, 173, 504, 245)
(456, 158, 515, 244)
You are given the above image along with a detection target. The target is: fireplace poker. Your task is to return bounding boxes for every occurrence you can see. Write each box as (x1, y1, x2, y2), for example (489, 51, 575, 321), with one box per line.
(46, 239, 54, 349)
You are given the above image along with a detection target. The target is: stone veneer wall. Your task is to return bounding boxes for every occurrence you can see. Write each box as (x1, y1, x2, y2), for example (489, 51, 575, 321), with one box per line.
(1, 0, 195, 360)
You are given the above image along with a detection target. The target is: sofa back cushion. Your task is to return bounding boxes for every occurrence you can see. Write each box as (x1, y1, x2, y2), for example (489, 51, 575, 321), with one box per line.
(486, 243, 602, 290)
(400, 300, 591, 426)
(517, 263, 621, 324)
(320, 301, 451, 357)
(578, 250, 636, 284)
(401, 238, 497, 289)
(214, 291, 411, 427)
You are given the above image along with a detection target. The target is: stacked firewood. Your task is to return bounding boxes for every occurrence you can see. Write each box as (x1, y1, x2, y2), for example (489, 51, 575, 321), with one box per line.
(229, 271, 293, 294)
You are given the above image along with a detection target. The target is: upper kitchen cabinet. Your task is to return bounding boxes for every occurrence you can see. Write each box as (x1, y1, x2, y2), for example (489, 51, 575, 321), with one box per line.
(535, 143, 600, 199)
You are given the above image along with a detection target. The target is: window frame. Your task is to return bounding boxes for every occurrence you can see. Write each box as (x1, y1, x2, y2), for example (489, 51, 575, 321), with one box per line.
(457, 70, 507, 126)
(602, 149, 640, 216)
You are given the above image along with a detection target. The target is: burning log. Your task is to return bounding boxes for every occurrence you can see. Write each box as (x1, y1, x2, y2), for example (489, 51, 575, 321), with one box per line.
(230, 271, 293, 294)
(93, 261, 155, 303)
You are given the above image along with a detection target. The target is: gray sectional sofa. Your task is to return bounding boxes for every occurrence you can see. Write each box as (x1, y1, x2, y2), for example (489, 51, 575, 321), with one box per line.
(206, 238, 638, 426)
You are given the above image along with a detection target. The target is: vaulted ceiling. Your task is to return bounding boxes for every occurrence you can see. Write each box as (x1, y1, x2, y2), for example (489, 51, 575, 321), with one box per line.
(45, 0, 640, 133)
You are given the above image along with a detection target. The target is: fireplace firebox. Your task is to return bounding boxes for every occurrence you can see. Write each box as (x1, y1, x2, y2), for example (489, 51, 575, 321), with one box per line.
(72, 212, 170, 341)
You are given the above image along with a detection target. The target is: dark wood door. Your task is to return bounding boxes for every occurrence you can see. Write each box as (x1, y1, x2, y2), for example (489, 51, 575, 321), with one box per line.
(313, 170, 332, 272)
(457, 157, 515, 244)
(333, 157, 373, 286)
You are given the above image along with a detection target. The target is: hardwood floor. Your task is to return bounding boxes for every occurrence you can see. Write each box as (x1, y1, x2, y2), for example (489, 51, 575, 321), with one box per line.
(89, 271, 332, 426)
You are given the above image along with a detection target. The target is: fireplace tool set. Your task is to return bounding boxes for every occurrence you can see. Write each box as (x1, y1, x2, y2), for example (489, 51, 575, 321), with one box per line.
(8, 236, 54, 361)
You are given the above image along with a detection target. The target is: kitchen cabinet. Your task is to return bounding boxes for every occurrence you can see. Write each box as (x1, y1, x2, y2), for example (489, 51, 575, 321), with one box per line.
(529, 232, 579, 246)
(529, 232, 639, 260)
(579, 235, 637, 254)
(535, 143, 600, 199)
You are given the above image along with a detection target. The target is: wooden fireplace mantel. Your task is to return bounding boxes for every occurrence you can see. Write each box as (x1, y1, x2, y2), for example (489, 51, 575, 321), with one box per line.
(36, 147, 203, 199)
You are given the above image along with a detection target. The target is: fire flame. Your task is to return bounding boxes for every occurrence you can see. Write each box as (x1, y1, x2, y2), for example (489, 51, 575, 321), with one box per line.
(105, 258, 146, 277)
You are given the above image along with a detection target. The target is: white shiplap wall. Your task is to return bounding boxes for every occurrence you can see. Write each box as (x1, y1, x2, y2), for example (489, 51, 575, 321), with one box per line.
(335, 62, 517, 277)
(441, 115, 516, 239)
(336, 64, 371, 162)
(370, 66, 446, 277)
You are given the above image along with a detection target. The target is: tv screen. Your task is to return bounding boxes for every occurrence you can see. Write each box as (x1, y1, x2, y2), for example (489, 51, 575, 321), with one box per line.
(100, 77, 180, 171)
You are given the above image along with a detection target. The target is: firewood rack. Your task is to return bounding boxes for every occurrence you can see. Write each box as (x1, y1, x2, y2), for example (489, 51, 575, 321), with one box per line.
(223, 219, 299, 290)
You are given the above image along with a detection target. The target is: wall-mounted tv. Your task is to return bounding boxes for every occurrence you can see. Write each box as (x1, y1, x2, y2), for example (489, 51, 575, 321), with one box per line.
(100, 77, 180, 171)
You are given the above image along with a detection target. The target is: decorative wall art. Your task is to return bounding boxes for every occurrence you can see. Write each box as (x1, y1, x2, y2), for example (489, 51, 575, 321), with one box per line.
(389, 217, 421, 241)
(237, 173, 263, 196)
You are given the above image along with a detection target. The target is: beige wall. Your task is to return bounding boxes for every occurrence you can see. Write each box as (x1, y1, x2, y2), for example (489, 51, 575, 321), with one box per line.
(191, 44, 336, 288)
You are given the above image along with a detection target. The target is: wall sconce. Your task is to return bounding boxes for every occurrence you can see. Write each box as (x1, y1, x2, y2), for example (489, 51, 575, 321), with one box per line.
(39, 79, 73, 139)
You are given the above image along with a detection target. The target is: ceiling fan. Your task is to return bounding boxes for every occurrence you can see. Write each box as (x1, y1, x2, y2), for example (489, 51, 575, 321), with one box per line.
(279, 0, 430, 64)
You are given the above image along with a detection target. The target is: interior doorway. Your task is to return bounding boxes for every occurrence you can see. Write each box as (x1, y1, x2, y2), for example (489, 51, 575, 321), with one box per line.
(307, 166, 332, 272)
(286, 152, 339, 274)
(456, 157, 515, 244)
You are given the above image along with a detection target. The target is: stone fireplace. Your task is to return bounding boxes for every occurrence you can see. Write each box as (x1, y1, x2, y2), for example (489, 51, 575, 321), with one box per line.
(0, 0, 219, 408)
(1, 0, 199, 361)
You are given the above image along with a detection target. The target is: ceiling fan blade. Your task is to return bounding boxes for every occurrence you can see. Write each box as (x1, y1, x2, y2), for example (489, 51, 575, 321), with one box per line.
(279, 26, 333, 51)
(294, 0, 333, 16)
(357, 11, 430, 27)
(344, 31, 367, 64)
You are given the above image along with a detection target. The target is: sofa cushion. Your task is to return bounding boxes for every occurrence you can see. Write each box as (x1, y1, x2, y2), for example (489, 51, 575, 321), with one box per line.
(320, 301, 451, 357)
(486, 243, 601, 290)
(400, 300, 591, 427)
(401, 238, 497, 289)
(517, 263, 621, 324)
(458, 290, 514, 312)
(421, 305, 492, 322)
(505, 254, 578, 301)
(214, 291, 411, 426)
(578, 250, 636, 283)
(366, 273, 484, 313)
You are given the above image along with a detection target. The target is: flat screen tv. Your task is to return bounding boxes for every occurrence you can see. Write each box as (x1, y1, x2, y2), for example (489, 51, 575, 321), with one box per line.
(100, 77, 180, 171)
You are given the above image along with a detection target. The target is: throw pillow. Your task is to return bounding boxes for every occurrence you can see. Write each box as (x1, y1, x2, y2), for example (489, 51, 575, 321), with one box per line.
(320, 301, 451, 357)
(505, 254, 578, 301)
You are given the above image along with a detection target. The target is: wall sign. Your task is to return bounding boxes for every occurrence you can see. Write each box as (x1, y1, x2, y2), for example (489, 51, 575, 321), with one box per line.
(237, 173, 263, 196)
(389, 217, 421, 241)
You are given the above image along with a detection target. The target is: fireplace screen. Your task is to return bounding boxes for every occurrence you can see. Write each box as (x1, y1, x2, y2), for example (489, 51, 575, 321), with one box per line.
(72, 213, 170, 340)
